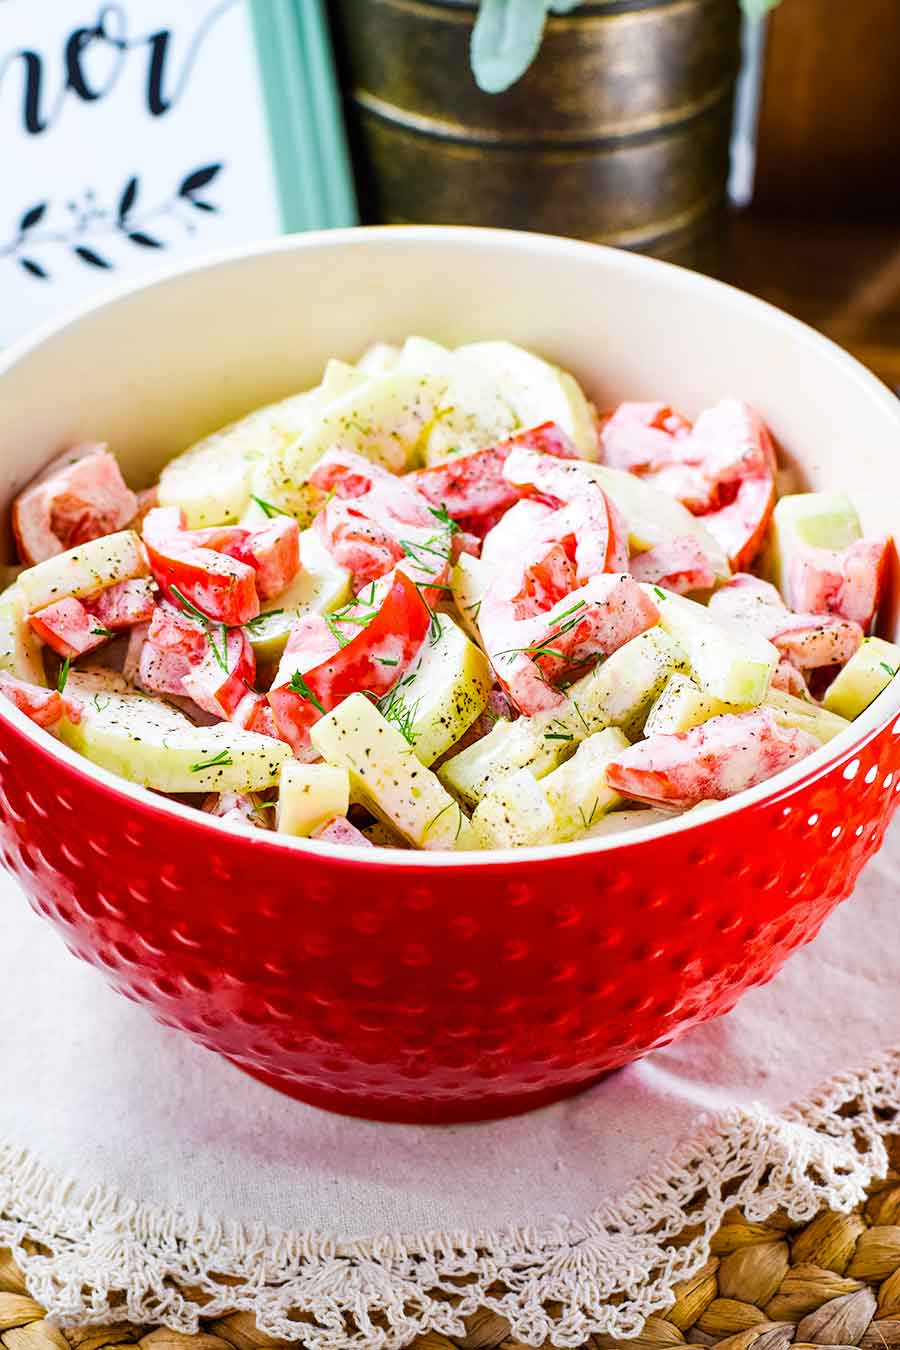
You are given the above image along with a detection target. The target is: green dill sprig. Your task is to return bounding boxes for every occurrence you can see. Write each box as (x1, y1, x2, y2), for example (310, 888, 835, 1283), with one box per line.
(377, 684, 420, 745)
(90, 625, 115, 639)
(169, 585, 229, 673)
(288, 670, 326, 714)
(881, 661, 899, 677)
(577, 798, 601, 830)
(249, 494, 289, 518)
(190, 748, 234, 773)
(244, 609, 285, 632)
(56, 657, 71, 693)
(427, 504, 460, 535)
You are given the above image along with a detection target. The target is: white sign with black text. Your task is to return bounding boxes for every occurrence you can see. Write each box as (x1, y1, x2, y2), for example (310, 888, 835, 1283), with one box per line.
(0, 1, 282, 344)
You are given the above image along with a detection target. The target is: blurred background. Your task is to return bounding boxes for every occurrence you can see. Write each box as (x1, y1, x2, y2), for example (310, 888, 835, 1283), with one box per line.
(2, 0, 898, 389)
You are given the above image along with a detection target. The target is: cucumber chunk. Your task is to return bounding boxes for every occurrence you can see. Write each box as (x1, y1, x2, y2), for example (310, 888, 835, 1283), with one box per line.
(439, 626, 684, 805)
(399, 612, 492, 765)
(18, 531, 149, 613)
(276, 762, 350, 837)
(310, 692, 475, 850)
(823, 636, 900, 719)
(0, 583, 45, 684)
(646, 672, 849, 744)
(252, 368, 448, 518)
(59, 687, 289, 792)
(645, 585, 777, 705)
(772, 492, 861, 603)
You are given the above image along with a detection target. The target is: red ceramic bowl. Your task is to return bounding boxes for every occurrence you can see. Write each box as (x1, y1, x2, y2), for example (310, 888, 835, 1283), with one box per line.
(2, 228, 899, 1124)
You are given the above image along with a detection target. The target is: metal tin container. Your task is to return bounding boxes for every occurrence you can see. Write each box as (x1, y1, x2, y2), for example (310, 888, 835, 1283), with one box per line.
(329, 0, 740, 270)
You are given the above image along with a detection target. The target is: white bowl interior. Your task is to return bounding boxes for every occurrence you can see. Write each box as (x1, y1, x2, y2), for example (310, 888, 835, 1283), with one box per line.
(1, 226, 899, 862)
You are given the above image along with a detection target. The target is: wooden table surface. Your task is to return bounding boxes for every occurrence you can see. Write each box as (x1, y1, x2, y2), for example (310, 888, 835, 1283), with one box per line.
(725, 215, 900, 393)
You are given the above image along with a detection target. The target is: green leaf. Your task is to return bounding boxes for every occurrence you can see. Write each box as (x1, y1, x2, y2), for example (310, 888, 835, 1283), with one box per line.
(471, 0, 549, 93)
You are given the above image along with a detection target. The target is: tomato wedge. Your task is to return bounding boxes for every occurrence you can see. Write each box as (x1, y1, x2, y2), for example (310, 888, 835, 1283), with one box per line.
(789, 534, 892, 632)
(629, 538, 716, 595)
(709, 573, 863, 670)
(501, 448, 630, 575)
(268, 569, 431, 753)
(407, 422, 579, 533)
(0, 672, 80, 729)
(606, 709, 819, 809)
(143, 507, 260, 625)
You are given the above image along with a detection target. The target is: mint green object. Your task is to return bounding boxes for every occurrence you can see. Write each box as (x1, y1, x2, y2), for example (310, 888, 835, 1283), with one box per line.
(248, 0, 358, 230)
(471, 0, 781, 94)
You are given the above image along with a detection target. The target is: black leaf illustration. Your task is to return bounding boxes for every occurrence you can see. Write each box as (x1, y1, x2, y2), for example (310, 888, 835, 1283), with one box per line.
(190, 200, 218, 213)
(74, 245, 112, 270)
(19, 257, 48, 279)
(118, 176, 139, 221)
(179, 163, 222, 197)
(19, 203, 47, 232)
(128, 231, 163, 249)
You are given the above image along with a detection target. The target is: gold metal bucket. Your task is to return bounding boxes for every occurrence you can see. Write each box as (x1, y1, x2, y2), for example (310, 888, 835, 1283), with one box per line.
(329, 0, 740, 271)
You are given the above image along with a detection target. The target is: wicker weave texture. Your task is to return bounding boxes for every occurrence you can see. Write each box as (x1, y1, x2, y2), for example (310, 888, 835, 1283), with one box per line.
(5, 1139, 900, 1350)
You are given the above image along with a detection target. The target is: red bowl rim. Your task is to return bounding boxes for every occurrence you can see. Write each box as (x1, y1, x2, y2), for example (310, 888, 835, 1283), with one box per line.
(2, 225, 899, 871)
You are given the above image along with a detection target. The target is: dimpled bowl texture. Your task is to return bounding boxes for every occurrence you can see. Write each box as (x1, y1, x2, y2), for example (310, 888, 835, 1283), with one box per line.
(1, 228, 899, 1125)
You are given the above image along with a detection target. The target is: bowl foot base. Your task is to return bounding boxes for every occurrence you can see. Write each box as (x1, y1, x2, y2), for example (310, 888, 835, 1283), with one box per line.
(226, 1057, 614, 1124)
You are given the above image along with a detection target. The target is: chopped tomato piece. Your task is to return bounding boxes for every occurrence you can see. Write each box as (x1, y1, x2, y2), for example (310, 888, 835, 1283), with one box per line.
(12, 443, 138, 566)
(709, 573, 863, 670)
(407, 422, 578, 532)
(226, 517, 301, 600)
(310, 449, 454, 591)
(203, 791, 270, 828)
(606, 709, 819, 809)
(629, 538, 716, 594)
(230, 691, 284, 741)
(193, 518, 302, 600)
(771, 659, 810, 699)
(0, 672, 79, 728)
(138, 642, 193, 696)
(312, 815, 374, 848)
(147, 601, 207, 658)
(703, 474, 777, 573)
(480, 572, 659, 717)
(599, 403, 692, 473)
(29, 597, 107, 659)
(180, 627, 256, 719)
(501, 448, 630, 576)
(268, 570, 430, 754)
(90, 578, 156, 630)
(142, 506, 260, 625)
(789, 534, 892, 631)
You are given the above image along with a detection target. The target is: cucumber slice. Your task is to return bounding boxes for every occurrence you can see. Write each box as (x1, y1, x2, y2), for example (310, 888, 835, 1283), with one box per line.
(764, 687, 850, 743)
(575, 462, 730, 580)
(644, 672, 723, 737)
(159, 360, 365, 528)
(252, 368, 448, 518)
(456, 340, 599, 460)
(0, 583, 45, 684)
(244, 530, 352, 666)
(439, 626, 684, 805)
(450, 554, 488, 646)
(823, 636, 900, 719)
(645, 586, 777, 705)
(18, 531, 149, 613)
(310, 692, 475, 850)
(399, 612, 492, 765)
(397, 337, 521, 466)
(471, 770, 555, 849)
(540, 727, 628, 839)
(276, 762, 350, 837)
(59, 687, 290, 792)
(772, 493, 861, 602)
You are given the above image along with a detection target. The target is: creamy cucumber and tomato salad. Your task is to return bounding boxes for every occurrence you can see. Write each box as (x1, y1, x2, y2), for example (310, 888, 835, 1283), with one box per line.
(1, 337, 896, 851)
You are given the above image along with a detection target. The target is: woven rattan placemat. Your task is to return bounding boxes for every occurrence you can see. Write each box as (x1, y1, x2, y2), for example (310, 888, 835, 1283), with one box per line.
(5, 1160, 900, 1350)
